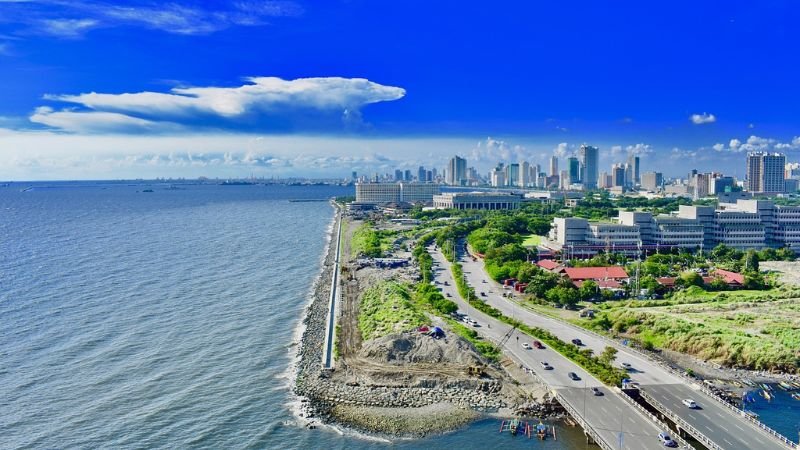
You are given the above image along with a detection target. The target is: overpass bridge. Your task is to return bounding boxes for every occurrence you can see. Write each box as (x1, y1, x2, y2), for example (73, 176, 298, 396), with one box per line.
(457, 245, 797, 450)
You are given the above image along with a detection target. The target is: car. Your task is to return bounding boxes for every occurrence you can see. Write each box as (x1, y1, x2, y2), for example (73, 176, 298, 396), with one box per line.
(568, 372, 580, 381)
(591, 387, 603, 396)
(658, 431, 678, 447)
(571, 338, 583, 346)
(443, 281, 449, 286)
(532, 340, 544, 349)
(480, 292, 486, 296)
(540, 361, 553, 370)
(682, 399, 698, 409)
(471, 322, 480, 327)
(446, 292, 451, 297)
(522, 342, 531, 349)
(621, 362, 632, 370)
(482, 280, 487, 283)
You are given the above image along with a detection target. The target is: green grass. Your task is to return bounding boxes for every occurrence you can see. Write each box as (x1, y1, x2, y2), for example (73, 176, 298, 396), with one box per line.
(521, 234, 543, 247)
(358, 281, 427, 341)
(578, 290, 800, 372)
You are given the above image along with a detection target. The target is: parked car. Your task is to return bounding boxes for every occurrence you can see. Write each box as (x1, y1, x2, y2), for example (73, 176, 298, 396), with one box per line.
(532, 340, 544, 349)
(568, 372, 580, 381)
(658, 431, 678, 447)
(571, 338, 583, 346)
(480, 292, 486, 297)
(522, 342, 531, 350)
(591, 387, 603, 396)
(682, 399, 698, 409)
(446, 292, 452, 297)
(540, 361, 552, 370)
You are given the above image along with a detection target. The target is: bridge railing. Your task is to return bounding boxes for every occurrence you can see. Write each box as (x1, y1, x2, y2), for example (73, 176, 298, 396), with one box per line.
(614, 388, 695, 450)
(554, 391, 614, 450)
(508, 297, 798, 448)
(639, 388, 724, 450)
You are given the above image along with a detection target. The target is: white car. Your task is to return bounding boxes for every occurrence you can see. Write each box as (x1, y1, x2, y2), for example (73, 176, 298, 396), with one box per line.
(522, 342, 531, 349)
(682, 399, 698, 409)
(540, 361, 552, 370)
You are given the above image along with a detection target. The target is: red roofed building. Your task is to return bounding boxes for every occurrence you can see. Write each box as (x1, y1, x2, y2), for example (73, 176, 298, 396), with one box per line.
(711, 269, 744, 287)
(564, 266, 629, 282)
(536, 259, 562, 272)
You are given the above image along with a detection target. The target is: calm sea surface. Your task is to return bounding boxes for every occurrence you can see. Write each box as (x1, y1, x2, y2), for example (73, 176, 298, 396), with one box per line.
(1, 182, 795, 449)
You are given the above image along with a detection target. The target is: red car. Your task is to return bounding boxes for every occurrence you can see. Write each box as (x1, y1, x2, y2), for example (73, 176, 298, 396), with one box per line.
(532, 341, 544, 349)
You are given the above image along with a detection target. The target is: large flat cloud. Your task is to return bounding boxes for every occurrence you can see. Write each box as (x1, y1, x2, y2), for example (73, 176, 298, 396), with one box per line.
(34, 76, 406, 133)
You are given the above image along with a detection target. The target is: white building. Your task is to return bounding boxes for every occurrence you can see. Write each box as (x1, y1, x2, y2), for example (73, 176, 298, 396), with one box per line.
(433, 192, 522, 210)
(355, 182, 441, 204)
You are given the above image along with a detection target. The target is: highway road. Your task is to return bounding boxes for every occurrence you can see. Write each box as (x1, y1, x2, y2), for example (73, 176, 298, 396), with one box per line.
(455, 245, 792, 450)
(429, 247, 672, 450)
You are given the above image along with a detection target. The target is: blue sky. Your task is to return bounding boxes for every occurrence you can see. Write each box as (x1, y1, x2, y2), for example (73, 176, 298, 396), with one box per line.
(0, 0, 798, 180)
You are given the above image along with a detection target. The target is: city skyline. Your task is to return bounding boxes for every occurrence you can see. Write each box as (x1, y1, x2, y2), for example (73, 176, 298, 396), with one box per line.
(1, 2, 799, 180)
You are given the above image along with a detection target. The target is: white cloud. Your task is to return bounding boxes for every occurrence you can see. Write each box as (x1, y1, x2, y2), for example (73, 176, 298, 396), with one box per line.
(625, 143, 653, 155)
(0, 1, 303, 37)
(36, 76, 406, 132)
(38, 18, 98, 38)
(793, 137, 800, 147)
(49, 77, 405, 116)
(729, 138, 741, 151)
(712, 143, 725, 152)
(690, 112, 717, 125)
(553, 142, 570, 157)
(29, 106, 176, 133)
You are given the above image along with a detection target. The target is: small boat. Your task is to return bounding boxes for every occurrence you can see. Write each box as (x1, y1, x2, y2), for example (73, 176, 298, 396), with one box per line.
(761, 389, 772, 401)
(779, 381, 794, 391)
(536, 422, 548, 440)
(499, 419, 532, 438)
(792, 393, 800, 401)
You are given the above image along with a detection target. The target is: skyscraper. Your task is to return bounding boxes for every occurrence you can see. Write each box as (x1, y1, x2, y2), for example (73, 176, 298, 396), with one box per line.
(549, 155, 559, 177)
(394, 169, 403, 181)
(417, 166, 426, 183)
(568, 157, 580, 184)
(746, 152, 786, 193)
(579, 144, 599, 189)
(628, 154, 641, 184)
(447, 156, 467, 186)
(505, 163, 520, 187)
(520, 161, 530, 187)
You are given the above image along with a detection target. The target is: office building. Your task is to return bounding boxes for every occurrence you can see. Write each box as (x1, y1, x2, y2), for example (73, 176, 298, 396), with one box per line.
(505, 163, 520, 187)
(549, 155, 559, 177)
(568, 157, 580, 184)
(641, 172, 663, 192)
(612, 164, 626, 188)
(520, 161, 530, 187)
(490, 168, 506, 187)
(446, 156, 468, 186)
(628, 154, 641, 185)
(417, 166, 426, 183)
(746, 152, 786, 194)
(355, 182, 441, 204)
(579, 144, 599, 189)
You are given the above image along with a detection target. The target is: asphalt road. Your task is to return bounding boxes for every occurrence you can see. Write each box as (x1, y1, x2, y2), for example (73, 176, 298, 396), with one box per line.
(454, 246, 790, 450)
(429, 248, 670, 450)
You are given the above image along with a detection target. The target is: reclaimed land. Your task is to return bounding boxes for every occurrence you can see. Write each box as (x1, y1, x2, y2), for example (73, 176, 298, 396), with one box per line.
(293, 210, 557, 438)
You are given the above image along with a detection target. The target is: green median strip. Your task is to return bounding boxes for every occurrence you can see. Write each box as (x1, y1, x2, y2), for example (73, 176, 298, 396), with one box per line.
(449, 259, 627, 386)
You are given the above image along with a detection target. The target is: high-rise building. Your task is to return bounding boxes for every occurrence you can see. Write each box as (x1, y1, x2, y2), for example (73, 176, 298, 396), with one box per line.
(628, 154, 640, 184)
(505, 163, 520, 187)
(447, 156, 468, 186)
(747, 152, 786, 194)
(559, 169, 570, 190)
(549, 155, 559, 177)
(568, 157, 580, 184)
(579, 144, 599, 189)
(417, 166, 426, 183)
(612, 164, 626, 187)
(520, 161, 530, 188)
(490, 168, 505, 187)
(394, 169, 403, 181)
(404, 169, 412, 181)
(641, 172, 663, 192)
(351, 171, 358, 181)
